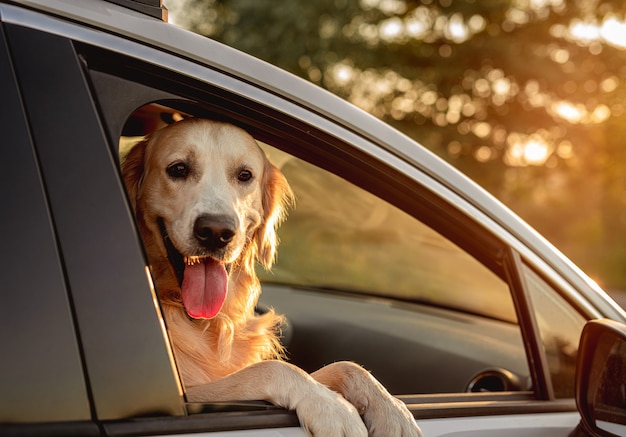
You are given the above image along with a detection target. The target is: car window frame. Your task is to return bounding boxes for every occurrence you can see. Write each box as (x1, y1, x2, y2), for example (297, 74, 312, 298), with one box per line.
(81, 45, 564, 409)
(78, 28, 586, 412)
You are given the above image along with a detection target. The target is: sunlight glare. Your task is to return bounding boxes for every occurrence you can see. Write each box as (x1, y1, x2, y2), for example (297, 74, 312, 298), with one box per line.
(380, 17, 404, 41)
(553, 101, 585, 123)
(567, 16, 626, 49)
(406, 18, 429, 39)
(601, 76, 619, 93)
(524, 138, 550, 165)
(505, 133, 551, 166)
(446, 14, 469, 43)
(333, 64, 355, 86)
(492, 78, 511, 96)
(591, 104, 611, 123)
(570, 20, 600, 42)
(600, 16, 626, 49)
(472, 122, 491, 138)
(468, 15, 486, 33)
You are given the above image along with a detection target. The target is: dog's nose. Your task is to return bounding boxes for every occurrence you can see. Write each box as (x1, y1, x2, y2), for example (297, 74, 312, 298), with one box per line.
(193, 214, 236, 250)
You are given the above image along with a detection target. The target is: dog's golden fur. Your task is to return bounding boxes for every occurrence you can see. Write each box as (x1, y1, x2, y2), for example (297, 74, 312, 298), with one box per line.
(122, 118, 421, 437)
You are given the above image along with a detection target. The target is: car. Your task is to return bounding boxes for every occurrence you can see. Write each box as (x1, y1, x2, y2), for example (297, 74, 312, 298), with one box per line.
(2, 0, 626, 436)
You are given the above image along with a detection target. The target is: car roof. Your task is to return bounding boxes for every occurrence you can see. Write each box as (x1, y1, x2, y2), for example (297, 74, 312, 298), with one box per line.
(5, 0, 625, 320)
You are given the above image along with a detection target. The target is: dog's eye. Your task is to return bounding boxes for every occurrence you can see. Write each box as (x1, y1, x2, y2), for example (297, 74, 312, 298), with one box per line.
(166, 162, 189, 179)
(238, 169, 253, 182)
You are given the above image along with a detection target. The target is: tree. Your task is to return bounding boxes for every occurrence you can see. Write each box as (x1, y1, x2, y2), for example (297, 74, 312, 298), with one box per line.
(169, 0, 626, 290)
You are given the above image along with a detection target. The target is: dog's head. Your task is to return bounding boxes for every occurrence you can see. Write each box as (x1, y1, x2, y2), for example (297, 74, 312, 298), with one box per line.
(122, 118, 293, 319)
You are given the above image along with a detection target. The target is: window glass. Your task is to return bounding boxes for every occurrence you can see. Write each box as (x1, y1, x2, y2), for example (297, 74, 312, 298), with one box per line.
(259, 144, 516, 323)
(522, 264, 586, 398)
(257, 143, 530, 394)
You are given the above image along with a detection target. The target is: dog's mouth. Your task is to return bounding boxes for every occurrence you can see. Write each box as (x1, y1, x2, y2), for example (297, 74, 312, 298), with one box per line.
(157, 218, 228, 319)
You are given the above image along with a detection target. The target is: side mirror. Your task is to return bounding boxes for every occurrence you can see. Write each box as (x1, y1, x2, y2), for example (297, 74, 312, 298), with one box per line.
(576, 319, 626, 437)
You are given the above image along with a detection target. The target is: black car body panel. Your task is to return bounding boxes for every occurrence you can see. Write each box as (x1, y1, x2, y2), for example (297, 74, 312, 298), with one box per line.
(0, 20, 92, 425)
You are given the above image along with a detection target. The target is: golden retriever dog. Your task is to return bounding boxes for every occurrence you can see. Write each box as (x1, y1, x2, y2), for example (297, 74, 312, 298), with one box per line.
(122, 118, 422, 437)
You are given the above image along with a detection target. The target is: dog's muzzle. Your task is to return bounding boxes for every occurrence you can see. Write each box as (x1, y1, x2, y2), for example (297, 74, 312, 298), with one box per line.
(156, 216, 233, 287)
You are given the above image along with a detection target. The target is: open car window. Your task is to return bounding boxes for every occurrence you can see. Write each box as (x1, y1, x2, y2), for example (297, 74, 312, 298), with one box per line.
(116, 101, 529, 397)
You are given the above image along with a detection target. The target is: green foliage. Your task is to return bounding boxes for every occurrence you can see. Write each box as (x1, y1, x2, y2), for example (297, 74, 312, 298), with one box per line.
(170, 0, 626, 290)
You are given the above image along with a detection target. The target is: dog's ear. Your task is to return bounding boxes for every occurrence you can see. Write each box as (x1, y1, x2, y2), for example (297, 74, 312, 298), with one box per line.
(256, 162, 294, 270)
(121, 139, 147, 212)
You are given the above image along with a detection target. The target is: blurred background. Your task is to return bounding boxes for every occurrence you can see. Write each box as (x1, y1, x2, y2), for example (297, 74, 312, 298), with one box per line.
(165, 0, 626, 302)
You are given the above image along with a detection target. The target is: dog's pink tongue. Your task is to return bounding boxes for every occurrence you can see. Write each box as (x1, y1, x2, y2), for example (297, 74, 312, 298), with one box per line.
(181, 259, 227, 319)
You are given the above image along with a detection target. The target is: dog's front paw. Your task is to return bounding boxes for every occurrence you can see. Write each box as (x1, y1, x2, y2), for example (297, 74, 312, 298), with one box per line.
(362, 391, 422, 437)
(312, 361, 422, 437)
(295, 385, 368, 437)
